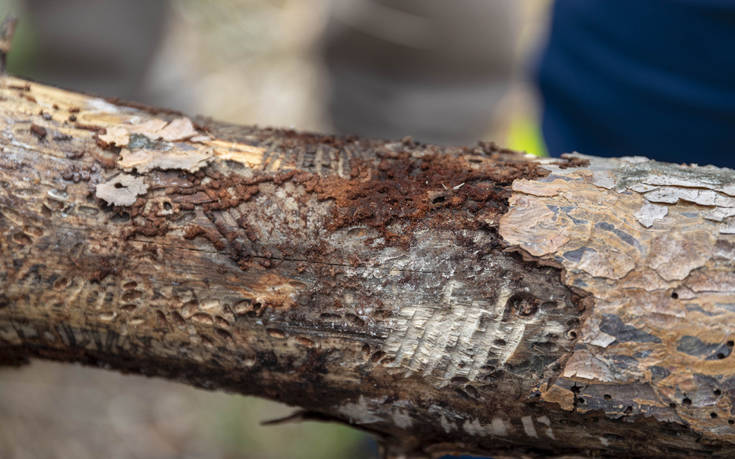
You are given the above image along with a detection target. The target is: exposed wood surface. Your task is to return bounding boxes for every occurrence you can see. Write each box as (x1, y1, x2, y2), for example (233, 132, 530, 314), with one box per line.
(1, 76, 735, 458)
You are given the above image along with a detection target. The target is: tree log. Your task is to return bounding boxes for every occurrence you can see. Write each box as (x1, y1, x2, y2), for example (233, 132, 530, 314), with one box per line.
(2, 76, 735, 458)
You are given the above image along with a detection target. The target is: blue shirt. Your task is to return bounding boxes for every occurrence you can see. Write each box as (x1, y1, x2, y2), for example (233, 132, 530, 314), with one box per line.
(535, 0, 735, 168)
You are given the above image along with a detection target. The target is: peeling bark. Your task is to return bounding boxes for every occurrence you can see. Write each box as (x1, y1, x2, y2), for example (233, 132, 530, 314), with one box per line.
(1, 77, 735, 457)
(500, 156, 735, 450)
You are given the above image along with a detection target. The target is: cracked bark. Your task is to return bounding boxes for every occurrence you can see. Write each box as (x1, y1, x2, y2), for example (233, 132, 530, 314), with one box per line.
(1, 77, 735, 458)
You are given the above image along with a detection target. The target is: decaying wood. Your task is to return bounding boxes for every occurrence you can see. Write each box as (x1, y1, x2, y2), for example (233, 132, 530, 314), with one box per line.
(2, 76, 735, 458)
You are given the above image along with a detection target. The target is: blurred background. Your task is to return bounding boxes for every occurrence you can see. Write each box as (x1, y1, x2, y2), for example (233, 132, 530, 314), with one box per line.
(2, 0, 552, 152)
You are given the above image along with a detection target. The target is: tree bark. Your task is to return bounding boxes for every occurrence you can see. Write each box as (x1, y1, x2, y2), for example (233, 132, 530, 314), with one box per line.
(1, 76, 735, 458)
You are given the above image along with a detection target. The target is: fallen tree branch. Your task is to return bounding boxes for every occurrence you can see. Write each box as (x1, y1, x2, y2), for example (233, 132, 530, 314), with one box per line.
(1, 76, 735, 458)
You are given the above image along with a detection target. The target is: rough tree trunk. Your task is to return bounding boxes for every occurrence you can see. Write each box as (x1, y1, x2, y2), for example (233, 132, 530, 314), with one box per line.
(1, 76, 735, 458)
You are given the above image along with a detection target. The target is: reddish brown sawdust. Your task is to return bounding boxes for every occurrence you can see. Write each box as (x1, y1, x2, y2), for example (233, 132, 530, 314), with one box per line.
(120, 151, 549, 251)
(296, 152, 548, 246)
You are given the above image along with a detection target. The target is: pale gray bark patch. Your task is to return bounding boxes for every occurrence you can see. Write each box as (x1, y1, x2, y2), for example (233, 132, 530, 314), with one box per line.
(635, 202, 668, 228)
(95, 174, 148, 206)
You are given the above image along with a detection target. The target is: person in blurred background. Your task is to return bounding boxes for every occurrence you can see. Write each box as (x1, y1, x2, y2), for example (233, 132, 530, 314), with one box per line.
(535, 0, 735, 168)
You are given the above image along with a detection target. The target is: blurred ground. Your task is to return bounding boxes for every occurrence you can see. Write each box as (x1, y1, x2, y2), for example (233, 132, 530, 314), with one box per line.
(0, 361, 367, 459)
(0, 1, 550, 457)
